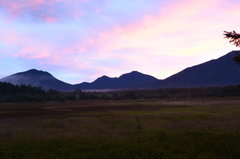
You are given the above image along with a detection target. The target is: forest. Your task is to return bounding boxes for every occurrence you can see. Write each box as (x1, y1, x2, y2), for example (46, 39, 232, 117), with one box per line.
(1, 81, 240, 103)
(1, 81, 240, 158)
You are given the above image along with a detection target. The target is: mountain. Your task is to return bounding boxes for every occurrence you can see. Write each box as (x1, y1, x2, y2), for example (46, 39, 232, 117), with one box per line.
(74, 71, 159, 89)
(148, 50, 240, 88)
(0, 69, 159, 91)
(113, 71, 159, 88)
(73, 76, 117, 89)
(0, 69, 74, 91)
(1, 50, 240, 91)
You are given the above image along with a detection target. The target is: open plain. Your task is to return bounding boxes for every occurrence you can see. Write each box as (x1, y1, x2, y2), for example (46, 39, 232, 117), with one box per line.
(1, 98, 240, 159)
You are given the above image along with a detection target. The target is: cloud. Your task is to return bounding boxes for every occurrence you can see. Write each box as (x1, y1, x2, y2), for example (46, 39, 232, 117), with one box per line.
(1, 0, 238, 59)
(0, 0, 165, 24)
(0, 0, 100, 22)
(1, 0, 240, 83)
(93, 0, 239, 54)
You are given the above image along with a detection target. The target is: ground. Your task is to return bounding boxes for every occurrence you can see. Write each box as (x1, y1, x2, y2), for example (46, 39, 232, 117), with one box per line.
(0, 98, 240, 158)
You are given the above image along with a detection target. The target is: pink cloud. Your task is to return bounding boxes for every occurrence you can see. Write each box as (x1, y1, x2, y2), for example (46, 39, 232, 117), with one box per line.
(1, 0, 240, 82)
(44, 16, 57, 23)
(92, 0, 239, 55)
(2, 0, 239, 57)
(74, 0, 239, 79)
(0, 0, 88, 22)
(4, 0, 237, 64)
(0, 30, 99, 72)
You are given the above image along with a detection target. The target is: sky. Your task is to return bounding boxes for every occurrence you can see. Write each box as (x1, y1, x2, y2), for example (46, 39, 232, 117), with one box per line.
(0, 0, 239, 84)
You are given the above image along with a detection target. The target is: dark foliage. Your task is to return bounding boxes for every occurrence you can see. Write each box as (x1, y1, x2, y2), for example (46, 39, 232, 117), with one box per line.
(224, 30, 240, 47)
(108, 84, 240, 99)
(232, 52, 240, 65)
(0, 82, 46, 102)
(2, 82, 240, 103)
(224, 30, 240, 64)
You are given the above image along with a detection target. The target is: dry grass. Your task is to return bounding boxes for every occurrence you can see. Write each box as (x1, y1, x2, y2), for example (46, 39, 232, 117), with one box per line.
(0, 99, 240, 140)
(0, 98, 240, 158)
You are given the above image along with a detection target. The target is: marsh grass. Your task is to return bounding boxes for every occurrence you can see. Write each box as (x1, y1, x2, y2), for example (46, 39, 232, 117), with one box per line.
(0, 99, 240, 158)
(0, 131, 240, 159)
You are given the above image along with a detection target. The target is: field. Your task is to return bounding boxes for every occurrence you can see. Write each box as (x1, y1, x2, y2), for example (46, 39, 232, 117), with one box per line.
(1, 98, 240, 159)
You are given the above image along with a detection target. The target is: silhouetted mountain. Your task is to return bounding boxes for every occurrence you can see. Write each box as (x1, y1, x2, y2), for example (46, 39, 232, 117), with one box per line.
(74, 76, 117, 89)
(74, 71, 159, 89)
(94, 75, 117, 84)
(2, 50, 240, 91)
(0, 69, 74, 91)
(115, 71, 159, 88)
(0, 69, 159, 91)
(147, 50, 240, 88)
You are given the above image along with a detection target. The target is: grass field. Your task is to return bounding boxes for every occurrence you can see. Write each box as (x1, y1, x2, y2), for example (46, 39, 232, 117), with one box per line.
(0, 98, 240, 159)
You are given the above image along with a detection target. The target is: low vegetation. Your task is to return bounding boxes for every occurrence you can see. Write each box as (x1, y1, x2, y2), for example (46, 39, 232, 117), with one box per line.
(2, 82, 240, 103)
(0, 99, 240, 158)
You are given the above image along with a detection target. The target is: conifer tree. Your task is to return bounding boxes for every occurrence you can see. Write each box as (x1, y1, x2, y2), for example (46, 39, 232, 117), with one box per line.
(224, 30, 240, 64)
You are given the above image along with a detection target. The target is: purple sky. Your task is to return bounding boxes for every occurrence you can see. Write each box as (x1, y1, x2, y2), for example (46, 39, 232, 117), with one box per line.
(0, 0, 239, 84)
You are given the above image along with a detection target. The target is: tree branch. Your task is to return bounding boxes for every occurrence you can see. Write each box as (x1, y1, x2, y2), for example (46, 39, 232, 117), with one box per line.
(224, 30, 240, 47)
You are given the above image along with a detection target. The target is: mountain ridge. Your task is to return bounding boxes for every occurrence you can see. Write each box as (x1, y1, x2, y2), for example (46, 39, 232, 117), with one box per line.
(74, 70, 159, 90)
(1, 50, 240, 91)
(0, 69, 74, 91)
(158, 50, 240, 88)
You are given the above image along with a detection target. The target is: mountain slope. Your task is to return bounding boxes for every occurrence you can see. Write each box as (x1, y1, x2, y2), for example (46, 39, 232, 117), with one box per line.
(0, 69, 74, 91)
(74, 76, 117, 89)
(74, 71, 159, 89)
(109, 71, 159, 88)
(2, 50, 240, 91)
(151, 50, 240, 88)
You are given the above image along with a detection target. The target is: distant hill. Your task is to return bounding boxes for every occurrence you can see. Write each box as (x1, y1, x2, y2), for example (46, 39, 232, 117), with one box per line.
(73, 76, 117, 90)
(0, 69, 74, 91)
(147, 50, 240, 88)
(0, 70, 159, 91)
(74, 71, 159, 89)
(1, 50, 240, 91)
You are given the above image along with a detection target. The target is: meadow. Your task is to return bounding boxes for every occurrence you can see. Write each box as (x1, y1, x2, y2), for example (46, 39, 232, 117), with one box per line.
(0, 98, 240, 159)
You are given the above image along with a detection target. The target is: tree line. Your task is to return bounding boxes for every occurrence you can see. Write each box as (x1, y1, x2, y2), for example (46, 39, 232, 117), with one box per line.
(0, 82, 109, 102)
(1, 82, 240, 103)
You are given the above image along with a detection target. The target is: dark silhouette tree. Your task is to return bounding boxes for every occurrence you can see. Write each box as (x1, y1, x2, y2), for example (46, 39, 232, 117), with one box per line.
(224, 30, 240, 47)
(224, 30, 240, 64)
